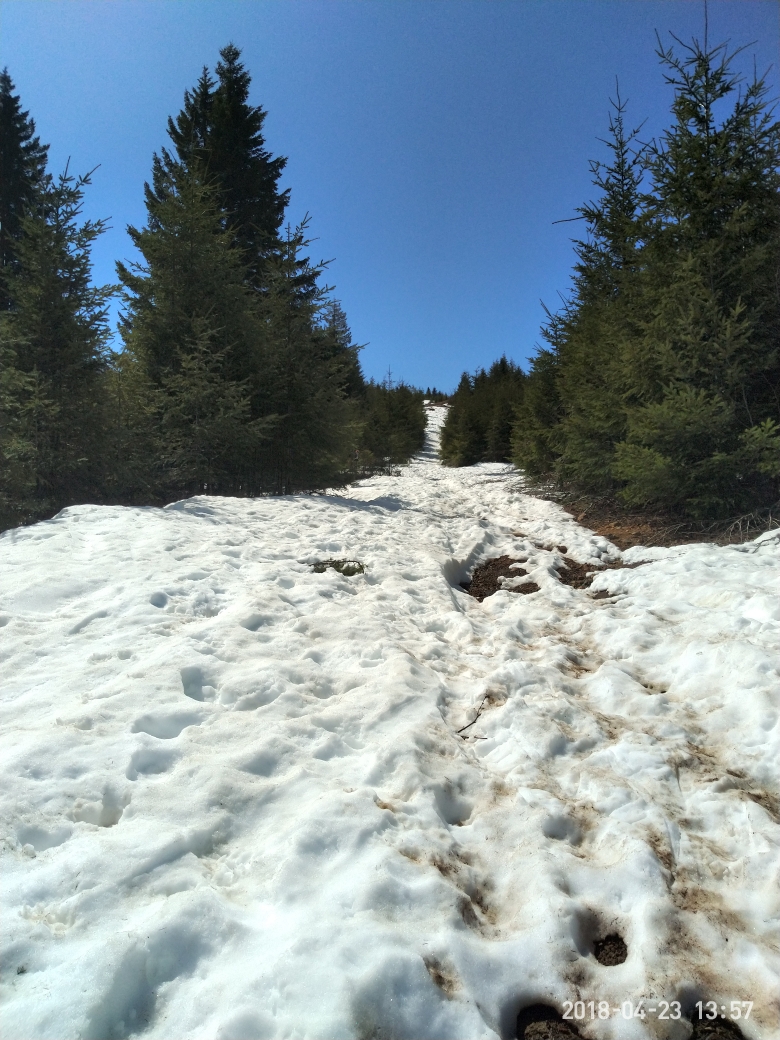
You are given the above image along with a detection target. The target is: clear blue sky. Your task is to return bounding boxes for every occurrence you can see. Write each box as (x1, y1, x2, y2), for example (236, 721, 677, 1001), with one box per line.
(1, 0, 778, 390)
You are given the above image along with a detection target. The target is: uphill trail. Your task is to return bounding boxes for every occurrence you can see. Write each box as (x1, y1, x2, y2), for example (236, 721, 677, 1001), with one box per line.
(1, 406, 778, 1040)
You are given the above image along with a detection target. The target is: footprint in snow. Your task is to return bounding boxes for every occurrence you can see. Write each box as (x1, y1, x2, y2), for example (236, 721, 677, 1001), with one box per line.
(131, 712, 203, 739)
(180, 665, 216, 702)
(126, 747, 178, 781)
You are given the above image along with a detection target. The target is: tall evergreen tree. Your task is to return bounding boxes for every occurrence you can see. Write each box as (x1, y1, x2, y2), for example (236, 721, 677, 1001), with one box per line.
(165, 44, 289, 285)
(614, 35, 780, 516)
(1, 166, 113, 518)
(252, 221, 359, 492)
(511, 89, 645, 488)
(511, 29, 780, 520)
(0, 68, 48, 311)
(322, 299, 365, 398)
(441, 356, 524, 466)
(116, 158, 268, 496)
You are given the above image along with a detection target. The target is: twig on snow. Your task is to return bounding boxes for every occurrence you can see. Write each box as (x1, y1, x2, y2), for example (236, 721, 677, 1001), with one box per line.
(457, 693, 489, 735)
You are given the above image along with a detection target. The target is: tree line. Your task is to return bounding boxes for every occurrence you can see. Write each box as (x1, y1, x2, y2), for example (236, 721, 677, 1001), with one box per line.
(0, 46, 425, 531)
(442, 32, 780, 521)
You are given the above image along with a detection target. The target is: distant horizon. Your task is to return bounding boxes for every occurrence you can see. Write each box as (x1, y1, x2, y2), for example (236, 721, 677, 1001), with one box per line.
(2, 0, 778, 390)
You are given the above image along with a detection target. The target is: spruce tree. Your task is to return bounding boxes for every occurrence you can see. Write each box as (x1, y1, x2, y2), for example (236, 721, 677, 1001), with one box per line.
(117, 158, 268, 497)
(441, 358, 524, 466)
(515, 89, 645, 488)
(166, 44, 289, 285)
(1, 167, 113, 517)
(614, 34, 780, 517)
(252, 221, 358, 492)
(322, 299, 365, 398)
(0, 68, 48, 312)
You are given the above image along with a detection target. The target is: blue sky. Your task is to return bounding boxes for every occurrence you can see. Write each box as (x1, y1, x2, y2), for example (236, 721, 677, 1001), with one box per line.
(1, 0, 778, 390)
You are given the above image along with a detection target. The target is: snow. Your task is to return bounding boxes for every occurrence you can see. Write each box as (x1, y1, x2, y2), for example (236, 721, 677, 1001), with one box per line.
(1, 405, 779, 1040)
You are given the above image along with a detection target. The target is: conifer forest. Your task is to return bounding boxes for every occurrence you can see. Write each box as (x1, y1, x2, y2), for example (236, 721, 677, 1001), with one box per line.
(443, 34, 780, 523)
(0, 46, 425, 531)
(2, 30, 779, 530)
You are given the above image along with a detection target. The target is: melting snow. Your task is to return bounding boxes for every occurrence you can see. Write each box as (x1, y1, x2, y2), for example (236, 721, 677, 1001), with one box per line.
(1, 407, 778, 1039)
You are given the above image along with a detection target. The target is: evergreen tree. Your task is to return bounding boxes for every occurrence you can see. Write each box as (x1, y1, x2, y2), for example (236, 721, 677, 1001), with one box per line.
(116, 158, 268, 497)
(0, 68, 48, 312)
(510, 89, 645, 487)
(1, 167, 113, 518)
(165, 44, 289, 285)
(322, 299, 365, 398)
(614, 35, 780, 516)
(510, 29, 780, 520)
(441, 357, 525, 466)
(358, 380, 426, 468)
(252, 221, 359, 492)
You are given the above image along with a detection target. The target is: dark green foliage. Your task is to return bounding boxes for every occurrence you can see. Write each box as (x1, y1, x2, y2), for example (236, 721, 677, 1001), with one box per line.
(0, 167, 114, 527)
(357, 381, 426, 467)
(510, 32, 780, 520)
(311, 558, 365, 576)
(249, 223, 360, 493)
(0, 68, 48, 312)
(321, 300, 365, 399)
(165, 43, 289, 286)
(115, 158, 267, 497)
(440, 356, 525, 466)
(510, 347, 562, 477)
(115, 48, 363, 499)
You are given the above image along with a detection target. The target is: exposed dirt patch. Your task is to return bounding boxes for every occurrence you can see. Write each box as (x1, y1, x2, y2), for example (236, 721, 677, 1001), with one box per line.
(691, 1015, 745, 1039)
(554, 555, 647, 593)
(311, 558, 365, 576)
(554, 558, 600, 590)
(460, 556, 539, 601)
(516, 1004, 582, 1039)
(593, 933, 627, 965)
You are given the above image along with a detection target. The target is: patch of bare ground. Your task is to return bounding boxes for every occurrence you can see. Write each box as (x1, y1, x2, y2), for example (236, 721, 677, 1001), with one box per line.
(517, 481, 780, 549)
(690, 1016, 745, 1039)
(516, 1004, 582, 1039)
(461, 556, 540, 601)
(593, 933, 627, 965)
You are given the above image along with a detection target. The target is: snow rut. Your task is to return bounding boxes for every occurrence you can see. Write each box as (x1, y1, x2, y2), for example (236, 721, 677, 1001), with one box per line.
(0, 406, 778, 1040)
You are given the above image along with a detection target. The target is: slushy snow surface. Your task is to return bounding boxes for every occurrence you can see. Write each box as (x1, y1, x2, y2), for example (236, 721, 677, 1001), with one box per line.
(1, 406, 779, 1040)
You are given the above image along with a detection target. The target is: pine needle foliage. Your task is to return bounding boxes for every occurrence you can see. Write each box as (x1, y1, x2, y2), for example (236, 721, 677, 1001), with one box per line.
(0, 166, 114, 526)
(440, 356, 525, 466)
(510, 29, 780, 520)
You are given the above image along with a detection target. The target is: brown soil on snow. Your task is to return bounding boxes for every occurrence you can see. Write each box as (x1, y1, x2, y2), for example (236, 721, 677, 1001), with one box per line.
(593, 933, 628, 965)
(460, 555, 540, 601)
(516, 1005, 581, 1039)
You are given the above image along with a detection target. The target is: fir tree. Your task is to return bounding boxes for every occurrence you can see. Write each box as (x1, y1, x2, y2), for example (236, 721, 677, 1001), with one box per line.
(1, 166, 113, 516)
(358, 381, 426, 468)
(322, 299, 365, 398)
(441, 357, 524, 466)
(116, 159, 268, 497)
(0, 68, 49, 311)
(614, 34, 780, 516)
(252, 221, 359, 492)
(165, 44, 289, 285)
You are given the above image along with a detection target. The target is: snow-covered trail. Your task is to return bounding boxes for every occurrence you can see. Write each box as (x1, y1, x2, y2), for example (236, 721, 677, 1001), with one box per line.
(1, 407, 779, 1040)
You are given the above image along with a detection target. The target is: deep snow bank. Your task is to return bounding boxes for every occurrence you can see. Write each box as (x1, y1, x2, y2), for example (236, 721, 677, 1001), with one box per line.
(1, 407, 778, 1039)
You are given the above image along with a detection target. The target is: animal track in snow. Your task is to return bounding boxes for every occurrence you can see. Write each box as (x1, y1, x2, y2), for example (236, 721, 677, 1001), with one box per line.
(17, 823, 72, 852)
(131, 712, 203, 739)
(126, 747, 178, 781)
(180, 665, 216, 701)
